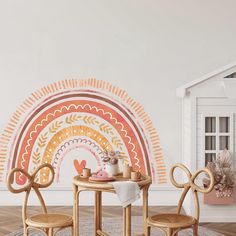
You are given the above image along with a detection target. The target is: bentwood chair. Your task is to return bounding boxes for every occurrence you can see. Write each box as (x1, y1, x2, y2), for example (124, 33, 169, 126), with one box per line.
(146, 163, 214, 236)
(7, 163, 73, 236)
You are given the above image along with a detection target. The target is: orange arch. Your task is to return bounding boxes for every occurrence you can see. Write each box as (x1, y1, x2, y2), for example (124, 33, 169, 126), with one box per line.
(40, 125, 113, 183)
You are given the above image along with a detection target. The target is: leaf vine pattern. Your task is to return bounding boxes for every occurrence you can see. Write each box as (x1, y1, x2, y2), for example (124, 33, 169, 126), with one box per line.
(31, 148, 41, 182)
(49, 121, 63, 133)
(32, 148, 41, 165)
(112, 136, 123, 150)
(82, 116, 99, 125)
(118, 151, 129, 164)
(65, 114, 81, 124)
(99, 123, 114, 135)
(38, 132, 48, 148)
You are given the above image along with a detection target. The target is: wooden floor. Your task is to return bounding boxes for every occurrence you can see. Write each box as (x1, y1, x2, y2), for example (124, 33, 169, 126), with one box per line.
(0, 206, 235, 236)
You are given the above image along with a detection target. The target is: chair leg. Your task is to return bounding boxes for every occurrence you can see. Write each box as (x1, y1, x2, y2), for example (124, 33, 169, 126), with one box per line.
(193, 223, 198, 236)
(71, 225, 74, 236)
(23, 225, 28, 236)
(145, 225, 150, 236)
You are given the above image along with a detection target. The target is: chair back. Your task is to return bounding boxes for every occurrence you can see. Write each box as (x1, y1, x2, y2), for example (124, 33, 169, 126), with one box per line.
(7, 163, 54, 224)
(170, 163, 214, 221)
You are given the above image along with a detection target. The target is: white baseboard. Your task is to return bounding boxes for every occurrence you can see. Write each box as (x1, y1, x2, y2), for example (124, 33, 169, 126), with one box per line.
(200, 216, 236, 223)
(183, 200, 236, 223)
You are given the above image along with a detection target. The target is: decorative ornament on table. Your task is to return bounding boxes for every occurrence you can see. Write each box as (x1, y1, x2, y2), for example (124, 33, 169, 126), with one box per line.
(101, 150, 121, 177)
(89, 170, 116, 182)
(74, 159, 86, 175)
(203, 149, 235, 204)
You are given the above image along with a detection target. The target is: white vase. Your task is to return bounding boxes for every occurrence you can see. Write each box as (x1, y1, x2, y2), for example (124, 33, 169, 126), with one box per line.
(104, 163, 119, 176)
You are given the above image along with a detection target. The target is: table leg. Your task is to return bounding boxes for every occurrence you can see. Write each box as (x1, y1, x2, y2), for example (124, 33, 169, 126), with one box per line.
(123, 208, 126, 236)
(95, 191, 102, 236)
(73, 184, 80, 236)
(143, 185, 150, 236)
(48, 228, 53, 236)
(123, 204, 131, 236)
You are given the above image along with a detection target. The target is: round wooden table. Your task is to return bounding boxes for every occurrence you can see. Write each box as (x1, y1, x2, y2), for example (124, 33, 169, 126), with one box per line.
(72, 174, 151, 236)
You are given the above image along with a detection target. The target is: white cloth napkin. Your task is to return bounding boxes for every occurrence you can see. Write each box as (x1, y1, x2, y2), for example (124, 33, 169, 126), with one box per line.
(112, 181, 141, 207)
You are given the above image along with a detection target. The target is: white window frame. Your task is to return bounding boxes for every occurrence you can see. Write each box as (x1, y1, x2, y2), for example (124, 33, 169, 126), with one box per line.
(201, 113, 234, 168)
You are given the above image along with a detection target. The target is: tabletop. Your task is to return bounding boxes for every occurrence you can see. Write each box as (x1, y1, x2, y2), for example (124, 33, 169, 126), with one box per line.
(73, 173, 152, 191)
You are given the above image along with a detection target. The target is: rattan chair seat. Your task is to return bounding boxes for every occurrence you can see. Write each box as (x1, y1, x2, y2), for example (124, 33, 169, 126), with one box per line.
(147, 213, 196, 228)
(26, 213, 73, 228)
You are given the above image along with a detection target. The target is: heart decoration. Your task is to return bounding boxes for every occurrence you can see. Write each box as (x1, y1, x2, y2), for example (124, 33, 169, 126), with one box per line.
(74, 159, 86, 175)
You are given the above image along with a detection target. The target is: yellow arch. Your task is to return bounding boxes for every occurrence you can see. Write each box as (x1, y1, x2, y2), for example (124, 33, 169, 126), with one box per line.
(40, 125, 113, 183)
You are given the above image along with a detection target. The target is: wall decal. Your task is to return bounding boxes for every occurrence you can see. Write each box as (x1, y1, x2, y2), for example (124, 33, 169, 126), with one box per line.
(74, 159, 87, 175)
(0, 79, 166, 187)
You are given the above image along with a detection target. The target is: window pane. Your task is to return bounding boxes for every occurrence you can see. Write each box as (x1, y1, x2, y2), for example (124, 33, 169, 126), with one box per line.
(205, 117, 216, 133)
(219, 117, 230, 133)
(205, 136, 216, 150)
(219, 136, 230, 150)
(205, 153, 216, 166)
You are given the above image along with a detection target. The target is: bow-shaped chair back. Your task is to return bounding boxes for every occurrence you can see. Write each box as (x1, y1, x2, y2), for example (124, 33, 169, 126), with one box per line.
(7, 163, 54, 223)
(170, 163, 214, 221)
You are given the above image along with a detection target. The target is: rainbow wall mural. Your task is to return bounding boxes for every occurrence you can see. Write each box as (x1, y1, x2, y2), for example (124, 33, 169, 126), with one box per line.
(0, 79, 166, 186)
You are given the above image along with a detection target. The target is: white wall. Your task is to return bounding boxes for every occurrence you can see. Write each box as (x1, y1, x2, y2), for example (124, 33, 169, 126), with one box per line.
(1, 0, 236, 205)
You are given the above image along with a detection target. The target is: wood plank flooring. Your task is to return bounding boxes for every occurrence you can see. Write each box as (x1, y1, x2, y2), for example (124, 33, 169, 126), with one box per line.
(0, 206, 235, 236)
